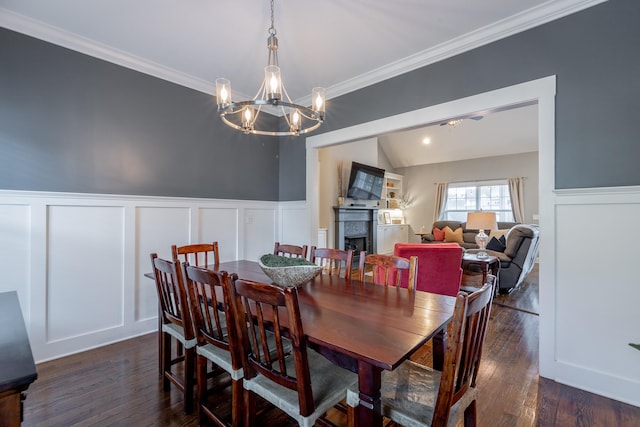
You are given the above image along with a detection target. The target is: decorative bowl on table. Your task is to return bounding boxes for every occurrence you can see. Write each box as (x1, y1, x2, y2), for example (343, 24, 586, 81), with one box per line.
(258, 254, 322, 288)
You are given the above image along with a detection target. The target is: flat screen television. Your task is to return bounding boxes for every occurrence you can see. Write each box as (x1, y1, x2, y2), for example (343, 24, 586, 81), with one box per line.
(346, 162, 385, 200)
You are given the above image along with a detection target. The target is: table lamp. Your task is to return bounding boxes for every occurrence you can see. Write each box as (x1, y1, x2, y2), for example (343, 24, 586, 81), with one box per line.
(466, 212, 497, 258)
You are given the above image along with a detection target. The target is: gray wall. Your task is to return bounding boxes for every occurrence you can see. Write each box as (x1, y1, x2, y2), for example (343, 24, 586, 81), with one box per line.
(399, 151, 539, 233)
(2, 0, 639, 200)
(280, 0, 640, 198)
(0, 28, 280, 200)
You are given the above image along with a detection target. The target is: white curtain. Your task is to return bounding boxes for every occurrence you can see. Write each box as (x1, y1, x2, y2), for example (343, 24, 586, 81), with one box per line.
(508, 177, 525, 223)
(433, 182, 448, 223)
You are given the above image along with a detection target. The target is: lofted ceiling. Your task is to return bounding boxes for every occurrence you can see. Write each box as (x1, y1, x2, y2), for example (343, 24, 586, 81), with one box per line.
(379, 103, 539, 168)
(0, 0, 601, 164)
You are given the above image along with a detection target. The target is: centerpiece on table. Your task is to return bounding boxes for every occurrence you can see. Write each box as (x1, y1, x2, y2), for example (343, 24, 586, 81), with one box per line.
(258, 254, 322, 288)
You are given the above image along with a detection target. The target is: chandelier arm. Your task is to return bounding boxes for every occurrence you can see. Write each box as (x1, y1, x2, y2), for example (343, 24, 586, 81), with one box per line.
(280, 82, 295, 104)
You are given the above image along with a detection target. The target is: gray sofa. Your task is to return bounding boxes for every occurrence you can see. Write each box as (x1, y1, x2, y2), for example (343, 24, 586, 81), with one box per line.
(468, 224, 540, 293)
(421, 220, 520, 249)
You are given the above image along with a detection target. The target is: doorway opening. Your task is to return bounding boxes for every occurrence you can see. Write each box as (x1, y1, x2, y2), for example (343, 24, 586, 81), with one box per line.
(305, 76, 556, 378)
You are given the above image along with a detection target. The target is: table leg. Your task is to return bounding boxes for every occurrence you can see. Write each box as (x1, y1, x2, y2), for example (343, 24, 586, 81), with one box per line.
(433, 328, 447, 371)
(357, 362, 383, 427)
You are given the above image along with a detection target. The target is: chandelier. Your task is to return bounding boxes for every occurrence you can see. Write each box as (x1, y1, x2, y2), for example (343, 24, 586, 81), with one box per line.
(215, 0, 325, 137)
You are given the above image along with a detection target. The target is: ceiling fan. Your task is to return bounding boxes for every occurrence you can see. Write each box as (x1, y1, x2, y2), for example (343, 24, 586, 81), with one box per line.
(440, 115, 484, 127)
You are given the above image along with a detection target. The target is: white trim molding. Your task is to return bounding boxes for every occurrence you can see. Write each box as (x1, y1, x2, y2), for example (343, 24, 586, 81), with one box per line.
(0, 1, 606, 101)
(551, 185, 640, 407)
(0, 190, 306, 362)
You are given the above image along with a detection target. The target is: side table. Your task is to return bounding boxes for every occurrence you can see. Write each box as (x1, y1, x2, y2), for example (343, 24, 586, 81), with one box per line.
(461, 253, 500, 291)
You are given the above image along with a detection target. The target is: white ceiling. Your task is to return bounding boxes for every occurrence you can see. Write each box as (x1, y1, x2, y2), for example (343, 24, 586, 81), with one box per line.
(0, 0, 600, 165)
(379, 103, 539, 168)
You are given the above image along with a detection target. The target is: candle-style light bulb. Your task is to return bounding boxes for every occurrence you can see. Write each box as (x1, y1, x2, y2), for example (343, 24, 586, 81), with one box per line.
(269, 74, 279, 92)
(311, 87, 326, 118)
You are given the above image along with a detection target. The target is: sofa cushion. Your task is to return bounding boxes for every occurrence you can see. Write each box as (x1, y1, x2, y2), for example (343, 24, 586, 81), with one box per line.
(463, 231, 478, 244)
(443, 226, 463, 243)
(504, 226, 534, 258)
(480, 250, 512, 263)
(486, 236, 506, 252)
(432, 227, 445, 241)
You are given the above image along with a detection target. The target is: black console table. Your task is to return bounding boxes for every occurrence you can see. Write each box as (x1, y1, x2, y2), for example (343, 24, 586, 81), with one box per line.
(0, 291, 37, 426)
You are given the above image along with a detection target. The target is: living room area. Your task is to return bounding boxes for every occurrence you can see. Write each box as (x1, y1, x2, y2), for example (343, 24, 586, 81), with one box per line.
(315, 99, 539, 284)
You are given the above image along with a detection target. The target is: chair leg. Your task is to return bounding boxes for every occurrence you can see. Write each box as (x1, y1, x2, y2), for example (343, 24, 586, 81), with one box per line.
(162, 332, 171, 391)
(196, 354, 207, 425)
(347, 404, 357, 427)
(157, 325, 163, 378)
(231, 378, 244, 427)
(183, 346, 195, 414)
(244, 388, 256, 427)
(463, 400, 477, 427)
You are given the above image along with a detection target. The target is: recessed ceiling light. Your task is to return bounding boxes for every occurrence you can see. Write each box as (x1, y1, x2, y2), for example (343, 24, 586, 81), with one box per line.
(422, 137, 431, 145)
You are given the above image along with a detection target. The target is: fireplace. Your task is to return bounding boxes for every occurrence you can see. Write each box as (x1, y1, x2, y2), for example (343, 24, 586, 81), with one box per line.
(345, 236, 366, 253)
(333, 206, 378, 260)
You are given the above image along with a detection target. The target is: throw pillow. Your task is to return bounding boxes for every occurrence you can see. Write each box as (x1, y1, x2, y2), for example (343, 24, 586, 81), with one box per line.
(489, 229, 509, 239)
(444, 226, 463, 243)
(432, 227, 445, 241)
(486, 236, 506, 252)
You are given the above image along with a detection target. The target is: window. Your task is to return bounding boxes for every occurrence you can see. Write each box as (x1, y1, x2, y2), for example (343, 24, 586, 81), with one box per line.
(441, 181, 514, 222)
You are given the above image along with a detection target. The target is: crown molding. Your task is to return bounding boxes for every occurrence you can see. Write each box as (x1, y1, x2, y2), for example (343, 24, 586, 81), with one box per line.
(1, 0, 606, 102)
(0, 7, 215, 95)
(323, 0, 607, 101)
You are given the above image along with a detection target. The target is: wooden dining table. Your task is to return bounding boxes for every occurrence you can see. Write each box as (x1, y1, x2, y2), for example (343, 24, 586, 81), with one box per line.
(201, 260, 456, 427)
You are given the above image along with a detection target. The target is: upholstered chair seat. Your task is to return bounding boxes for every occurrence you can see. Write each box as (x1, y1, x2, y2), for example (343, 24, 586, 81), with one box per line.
(244, 347, 357, 427)
(346, 360, 477, 427)
(162, 323, 197, 349)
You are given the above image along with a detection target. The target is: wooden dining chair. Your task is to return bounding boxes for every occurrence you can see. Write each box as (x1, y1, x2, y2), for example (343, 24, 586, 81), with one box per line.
(229, 277, 357, 427)
(309, 246, 354, 278)
(357, 252, 418, 290)
(172, 242, 220, 266)
(273, 241, 308, 259)
(181, 264, 244, 426)
(149, 253, 196, 414)
(346, 277, 496, 427)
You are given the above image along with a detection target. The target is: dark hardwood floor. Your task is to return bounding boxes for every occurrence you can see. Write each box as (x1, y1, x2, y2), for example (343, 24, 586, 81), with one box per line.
(23, 267, 640, 426)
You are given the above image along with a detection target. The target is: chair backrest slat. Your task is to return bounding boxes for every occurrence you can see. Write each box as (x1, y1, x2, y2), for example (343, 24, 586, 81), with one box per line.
(182, 264, 241, 364)
(150, 254, 192, 338)
(357, 253, 418, 290)
(172, 242, 220, 267)
(310, 247, 354, 278)
(273, 242, 308, 259)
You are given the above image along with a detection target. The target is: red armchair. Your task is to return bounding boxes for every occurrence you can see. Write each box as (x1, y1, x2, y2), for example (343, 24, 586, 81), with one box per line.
(393, 243, 463, 296)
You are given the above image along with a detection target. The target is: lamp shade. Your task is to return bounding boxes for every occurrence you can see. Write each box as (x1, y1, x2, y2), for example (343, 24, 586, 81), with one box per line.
(466, 212, 497, 231)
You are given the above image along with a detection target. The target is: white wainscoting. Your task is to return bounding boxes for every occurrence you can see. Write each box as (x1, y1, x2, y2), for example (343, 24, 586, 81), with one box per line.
(550, 186, 640, 407)
(0, 190, 309, 363)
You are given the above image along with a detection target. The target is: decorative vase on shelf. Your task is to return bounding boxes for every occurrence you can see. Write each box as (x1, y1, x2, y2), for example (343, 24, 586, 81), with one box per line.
(337, 196, 344, 206)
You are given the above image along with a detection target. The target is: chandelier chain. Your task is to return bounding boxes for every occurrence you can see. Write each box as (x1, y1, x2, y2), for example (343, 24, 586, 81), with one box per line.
(268, 0, 276, 36)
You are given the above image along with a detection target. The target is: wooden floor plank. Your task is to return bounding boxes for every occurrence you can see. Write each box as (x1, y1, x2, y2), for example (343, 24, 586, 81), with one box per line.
(22, 270, 640, 426)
